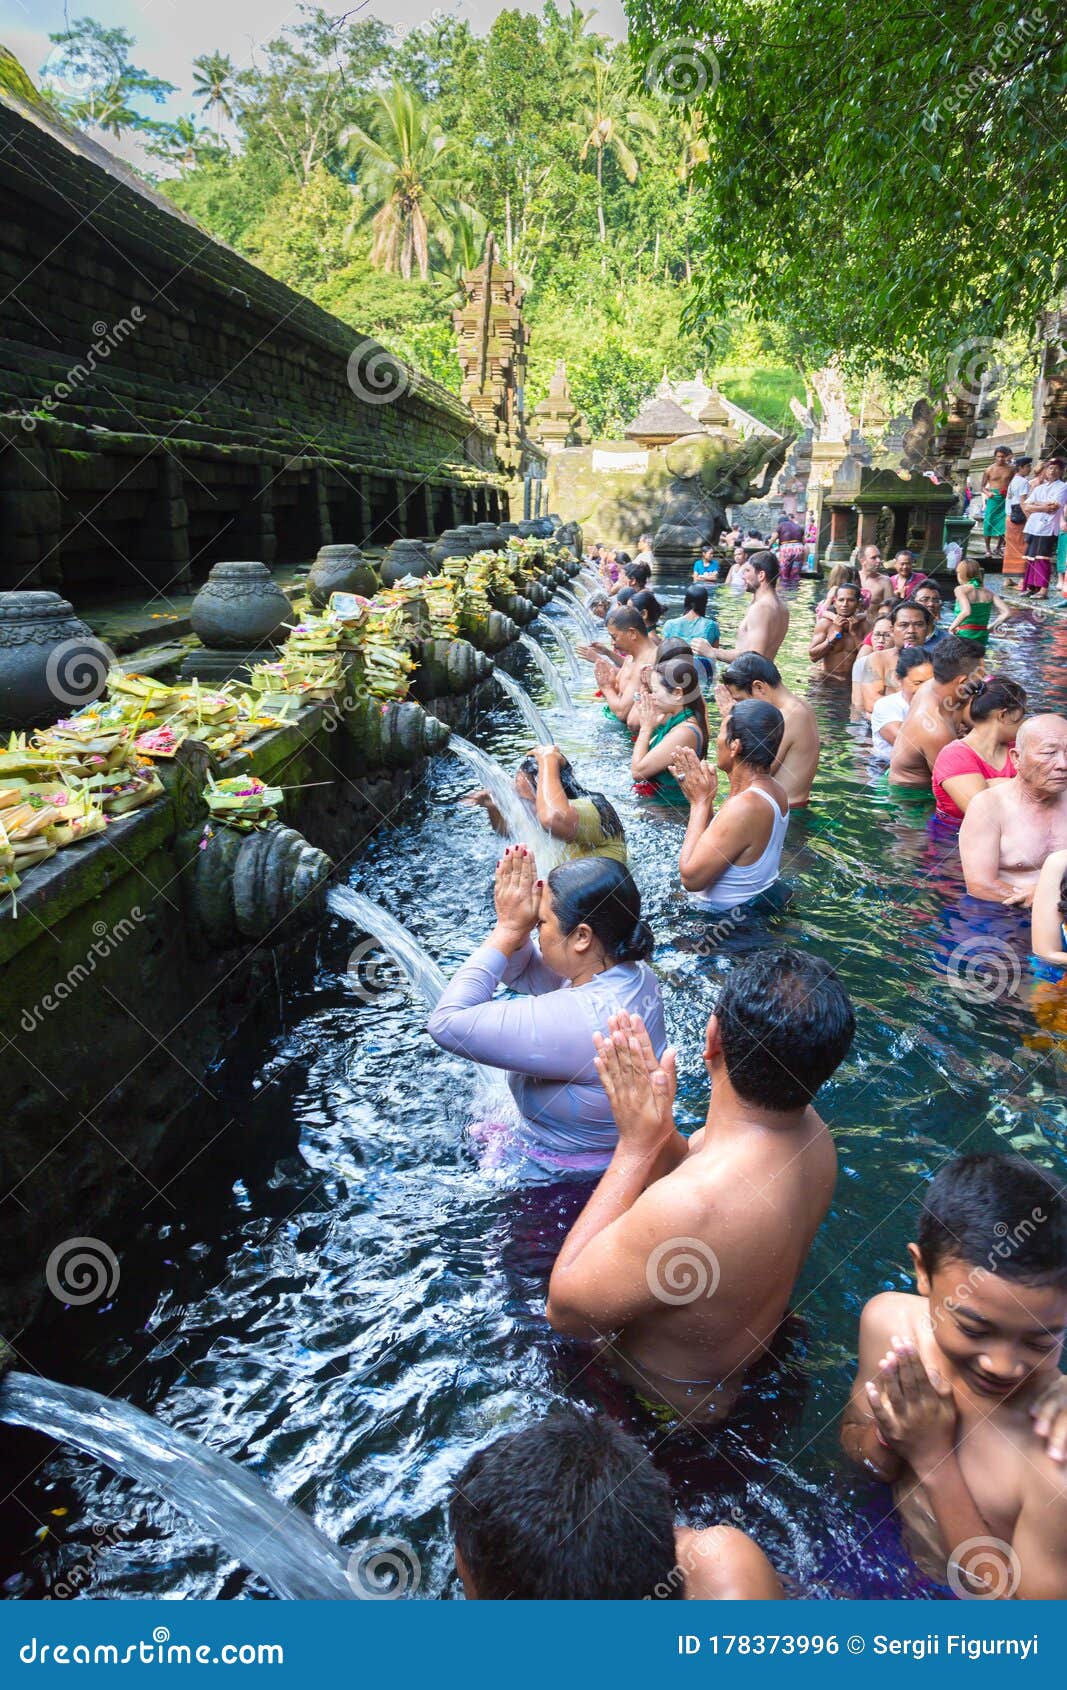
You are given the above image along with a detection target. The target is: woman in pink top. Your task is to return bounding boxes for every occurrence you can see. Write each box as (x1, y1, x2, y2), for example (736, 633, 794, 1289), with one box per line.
(931, 676, 1026, 824)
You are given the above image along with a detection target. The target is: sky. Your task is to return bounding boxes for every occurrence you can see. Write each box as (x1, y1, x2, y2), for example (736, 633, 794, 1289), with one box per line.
(0, 0, 628, 130)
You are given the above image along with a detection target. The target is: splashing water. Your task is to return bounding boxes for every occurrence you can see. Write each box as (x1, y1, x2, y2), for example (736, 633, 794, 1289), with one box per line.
(447, 735, 565, 871)
(541, 619, 583, 682)
(575, 570, 601, 595)
(556, 589, 598, 640)
(518, 633, 575, 714)
(328, 886, 447, 1010)
(0, 1373, 354, 1601)
(490, 667, 553, 744)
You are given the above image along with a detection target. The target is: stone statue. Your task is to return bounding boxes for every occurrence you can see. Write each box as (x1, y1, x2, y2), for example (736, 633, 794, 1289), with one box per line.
(652, 430, 794, 579)
(900, 397, 938, 472)
(789, 395, 816, 433)
(810, 362, 853, 442)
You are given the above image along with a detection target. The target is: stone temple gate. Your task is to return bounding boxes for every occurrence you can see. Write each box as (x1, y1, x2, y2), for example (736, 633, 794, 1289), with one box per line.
(0, 72, 508, 599)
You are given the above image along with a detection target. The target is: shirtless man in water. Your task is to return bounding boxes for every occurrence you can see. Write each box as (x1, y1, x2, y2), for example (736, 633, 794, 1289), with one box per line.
(707, 550, 789, 663)
(981, 444, 1014, 562)
(809, 583, 870, 678)
(960, 714, 1067, 905)
(855, 599, 931, 713)
(858, 544, 892, 612)
(546, 950, 855, 1423)
(887, 634, 984, 788)
(719, 652, 820, 806)
(594, 605, 658, 722)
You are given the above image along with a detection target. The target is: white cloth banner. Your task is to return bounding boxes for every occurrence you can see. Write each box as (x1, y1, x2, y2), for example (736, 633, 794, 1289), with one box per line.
(592, 450, 647, 474)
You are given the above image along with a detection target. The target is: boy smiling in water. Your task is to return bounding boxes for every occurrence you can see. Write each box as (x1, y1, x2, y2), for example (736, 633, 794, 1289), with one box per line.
(841, 1154, 1067, 1597)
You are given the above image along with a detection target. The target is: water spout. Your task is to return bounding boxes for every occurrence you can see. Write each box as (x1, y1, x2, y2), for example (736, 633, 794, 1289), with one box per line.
(447, 736, 563, 870)
(490, 667, 554, 743)
(518, 633, 574, 713)
(556, 589, 597, 640)
(0, 1372, 354, 1600)
(328, 886, 447, 1010)
(541, 620, 583, 683)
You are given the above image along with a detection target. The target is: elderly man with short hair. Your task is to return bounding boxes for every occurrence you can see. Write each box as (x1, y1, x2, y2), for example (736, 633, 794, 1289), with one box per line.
(960, 714, 1067, 905)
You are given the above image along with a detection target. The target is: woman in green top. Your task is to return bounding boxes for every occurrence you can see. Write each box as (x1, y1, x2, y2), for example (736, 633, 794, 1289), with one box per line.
(660, 584, 721, 651)
(630, 652, 710, 805)
(464, 746, 627, 863)
(949, 557, 1012, 651)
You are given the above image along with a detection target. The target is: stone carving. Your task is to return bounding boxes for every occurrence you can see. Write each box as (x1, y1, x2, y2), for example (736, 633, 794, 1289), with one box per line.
(0, 591, 110, 727)
(344, 698, 451, 769)
(189, 561, 291, 651)
(651, 431, 794, 579)
(188, 820, 331, 950)
(453, 235, 529, 477)
(810, 362, 853, 442)
(380, 538, 436, 587)
(531, 360, 588, 453)
(900, 398, 939, 472)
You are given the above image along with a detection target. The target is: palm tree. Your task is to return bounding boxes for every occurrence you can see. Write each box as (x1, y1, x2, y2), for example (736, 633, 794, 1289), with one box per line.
(191, 51, 237, 144)
(145, 114, 213, 173)
(570, 59, 657, 243)
(342, 84, 460, 281)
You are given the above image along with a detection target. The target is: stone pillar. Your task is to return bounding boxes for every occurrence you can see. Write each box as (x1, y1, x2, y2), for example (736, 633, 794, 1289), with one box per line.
(395, 480, 411, 538)
(824, 504, 857, 563)
(143, 450, 192, 586)
(0, 436, 63, 589)
(1041, 360, 1067, 459)
(357, 474, 373, 542)
(421, 483, 434, 537)
(855, 507, 882, 552)
(310, 463, 331, 554)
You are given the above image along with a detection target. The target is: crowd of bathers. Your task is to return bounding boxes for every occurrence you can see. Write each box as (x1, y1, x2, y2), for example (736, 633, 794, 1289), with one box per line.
(431, 534, 1067, 1601)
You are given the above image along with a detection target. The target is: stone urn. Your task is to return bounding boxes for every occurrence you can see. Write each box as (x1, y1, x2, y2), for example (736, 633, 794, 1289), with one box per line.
(473, 523, 504, 550)
(430, 527, 478, 566)
(307, 543, 379, 607)
(380, 538, 435, 587)
(189, 561, 290, 651)
(0, 591, 111, 729)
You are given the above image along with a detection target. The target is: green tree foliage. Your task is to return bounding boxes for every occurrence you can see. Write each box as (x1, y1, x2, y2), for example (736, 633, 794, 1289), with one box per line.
(626, 0, 1067, 385)
(43, 7, 805, 427)
(42, 17, 175, 136)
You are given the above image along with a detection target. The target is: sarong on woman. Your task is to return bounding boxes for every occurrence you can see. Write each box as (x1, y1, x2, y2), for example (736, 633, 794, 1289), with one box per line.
(1003, 510, 1027, 574)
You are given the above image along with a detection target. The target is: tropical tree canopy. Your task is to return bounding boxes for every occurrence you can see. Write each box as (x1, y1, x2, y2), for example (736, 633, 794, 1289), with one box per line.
(626, 0, 1067, 385)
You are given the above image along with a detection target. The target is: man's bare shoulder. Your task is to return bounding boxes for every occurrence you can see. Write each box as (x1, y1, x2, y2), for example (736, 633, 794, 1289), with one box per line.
(678, 1525, 782, 1599)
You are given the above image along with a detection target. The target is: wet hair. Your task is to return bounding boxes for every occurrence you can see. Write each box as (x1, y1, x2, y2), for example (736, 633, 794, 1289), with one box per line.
(715, 949, 855, 1111)
(615, 586, 635, 605)
(631, 588, 663, 628)
(683, 584, 708, 615)
(546, 857, 653, 963)
(652, 653, 709, 752)
(625, 561, 651, 588)
(723, 697, 784, 768)
(588, 591, 610, 614)
(616, 551, 633, 566)
(606, 605, 645, 638)
(968, 675, 1026, 722)
(449, 1409, 681, 1600)
(917, 1154, 1067, 1288)
(722, 651, 781, 692)
(517, 753, 623, 841)
(896, 644, 932, 681)
(889, 597, 931, 628)
(930, 633, 984, 682)
(748, 549, 779, 586)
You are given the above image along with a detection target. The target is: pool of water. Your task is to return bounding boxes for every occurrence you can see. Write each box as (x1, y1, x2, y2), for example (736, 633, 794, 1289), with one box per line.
(5, 580, 1067, 1602)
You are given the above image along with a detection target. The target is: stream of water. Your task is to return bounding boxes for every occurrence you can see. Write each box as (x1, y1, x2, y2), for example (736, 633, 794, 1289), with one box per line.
(4, 579, 1067, 1601)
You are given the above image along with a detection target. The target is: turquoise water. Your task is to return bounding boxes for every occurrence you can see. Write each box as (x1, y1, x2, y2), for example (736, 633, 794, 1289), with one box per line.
(3, 579, 1067, 1601)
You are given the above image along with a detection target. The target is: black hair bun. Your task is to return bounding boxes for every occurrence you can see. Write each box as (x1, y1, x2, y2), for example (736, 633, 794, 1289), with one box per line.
(618, 919, 655, 963)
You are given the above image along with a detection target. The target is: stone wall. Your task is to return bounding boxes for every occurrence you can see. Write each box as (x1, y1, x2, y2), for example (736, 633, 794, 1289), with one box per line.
(0, 586, 562, 1335)
(0, 79, 507, 597)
